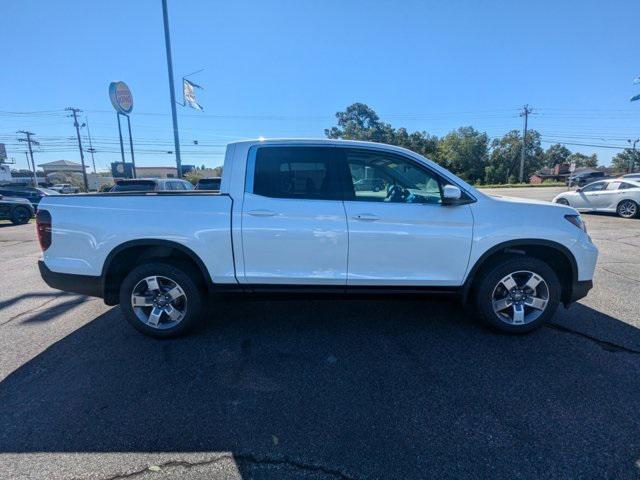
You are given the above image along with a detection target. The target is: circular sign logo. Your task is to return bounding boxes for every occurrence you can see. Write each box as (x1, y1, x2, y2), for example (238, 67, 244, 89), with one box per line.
(109, 81, 133, 115)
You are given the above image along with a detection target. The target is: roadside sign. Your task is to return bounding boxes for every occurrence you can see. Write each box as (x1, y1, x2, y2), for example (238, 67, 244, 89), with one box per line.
(569, 162, 576, 173)
(109, 81, 133, 115)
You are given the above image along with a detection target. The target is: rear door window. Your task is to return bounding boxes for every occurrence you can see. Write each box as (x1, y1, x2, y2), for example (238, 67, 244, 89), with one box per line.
(252, 147, 343, 200)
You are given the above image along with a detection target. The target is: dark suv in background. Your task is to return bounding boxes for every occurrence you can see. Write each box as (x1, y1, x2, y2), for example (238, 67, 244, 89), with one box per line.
(0, 194, 34, 225)
(566, 171, 608, 187)
(0, 185, 58, 209)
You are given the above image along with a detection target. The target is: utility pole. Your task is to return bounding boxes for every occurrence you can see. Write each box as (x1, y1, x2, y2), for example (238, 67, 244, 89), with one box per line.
(628, 138, 639, 173)
(66, 107, 89, 191)
(161, 0, 183, 178)
(17, 130, 39, 187)
(24, 151, 37, 187)
(519, 104, 532, 183)
(85, 116, 97, 173)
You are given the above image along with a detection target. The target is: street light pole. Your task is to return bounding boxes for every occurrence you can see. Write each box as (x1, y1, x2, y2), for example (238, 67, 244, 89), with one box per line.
(161, 0, 182, 178)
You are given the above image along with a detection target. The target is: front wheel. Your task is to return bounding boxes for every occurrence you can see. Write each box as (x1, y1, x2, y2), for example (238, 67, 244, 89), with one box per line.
(119, 262, 204, 338)
(474, 257, 560, 334)
(617, 200, 638, 219)
(555, 198, 570, 206)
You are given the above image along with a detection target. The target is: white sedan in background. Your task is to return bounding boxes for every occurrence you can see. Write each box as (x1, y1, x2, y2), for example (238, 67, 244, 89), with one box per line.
(553, 179, 640, 219)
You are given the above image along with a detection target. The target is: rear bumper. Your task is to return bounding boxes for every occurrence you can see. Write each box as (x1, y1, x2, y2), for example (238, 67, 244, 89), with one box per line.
(567, 279, 593, 306)
(38, 260, 103, 298)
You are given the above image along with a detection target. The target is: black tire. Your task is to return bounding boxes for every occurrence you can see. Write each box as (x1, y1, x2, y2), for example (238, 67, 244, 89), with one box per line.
(555, 198, 570, 206)
(119, 261, 204, 338)
(10, 206, 32, 225)
(616, 200, 639, 219)
(474, 256, 560, 334)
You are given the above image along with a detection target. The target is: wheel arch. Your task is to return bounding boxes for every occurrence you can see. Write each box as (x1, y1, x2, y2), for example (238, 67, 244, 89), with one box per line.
(462, 239, 578, 306)
(101, 239, 213, 305)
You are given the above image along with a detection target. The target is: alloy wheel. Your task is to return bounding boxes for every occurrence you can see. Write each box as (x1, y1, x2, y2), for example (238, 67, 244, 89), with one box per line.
(131, 275, 187, 329)
(491, 270, 549, 325)
(618, 200, 637, 218)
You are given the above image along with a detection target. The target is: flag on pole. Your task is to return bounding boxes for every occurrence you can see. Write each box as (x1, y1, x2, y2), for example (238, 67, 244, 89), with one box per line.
(631, 93, 640, 102)
(183, 79, 203, 111)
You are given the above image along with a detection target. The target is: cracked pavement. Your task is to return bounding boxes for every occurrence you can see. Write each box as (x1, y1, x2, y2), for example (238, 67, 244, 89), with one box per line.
(0, 188, 639, 480)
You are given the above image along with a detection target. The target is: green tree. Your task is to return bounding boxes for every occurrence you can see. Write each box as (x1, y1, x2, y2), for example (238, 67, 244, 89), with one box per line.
(566, 152, 598, 168)
(610, 149, 640, 172)
(325, 103, 438, 158)
(437, 127, 488, 183)
(544, 144, 571, 167)
(485, 130, 544, 184)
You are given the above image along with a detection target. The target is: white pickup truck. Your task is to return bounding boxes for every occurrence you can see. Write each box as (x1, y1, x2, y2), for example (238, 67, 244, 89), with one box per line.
(37, 139, 598, 337)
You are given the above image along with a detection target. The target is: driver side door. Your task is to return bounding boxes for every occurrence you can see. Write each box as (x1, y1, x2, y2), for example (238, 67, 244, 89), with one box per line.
(340, 147, 474, 287)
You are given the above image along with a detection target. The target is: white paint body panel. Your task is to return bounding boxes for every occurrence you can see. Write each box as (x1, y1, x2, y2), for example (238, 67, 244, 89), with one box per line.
(41, 195, 236, 283)
(241, 193, 348, 284)
(39, 138, 598, 291)
(343, 201, 473, 285)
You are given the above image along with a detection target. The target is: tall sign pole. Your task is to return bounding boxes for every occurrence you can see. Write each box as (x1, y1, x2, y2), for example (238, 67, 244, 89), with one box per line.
(125, 115, 137, 178)
(161, 0, 183, 178)
(116, 113, 127, 175)
(109, 81, 134, 178)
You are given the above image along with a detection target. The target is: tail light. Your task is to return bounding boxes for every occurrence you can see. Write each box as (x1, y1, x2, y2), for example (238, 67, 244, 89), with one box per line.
(36, 210, 52, 251)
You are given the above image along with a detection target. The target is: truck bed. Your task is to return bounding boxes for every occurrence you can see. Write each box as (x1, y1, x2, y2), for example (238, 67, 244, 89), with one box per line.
(39, 192, 237, 284)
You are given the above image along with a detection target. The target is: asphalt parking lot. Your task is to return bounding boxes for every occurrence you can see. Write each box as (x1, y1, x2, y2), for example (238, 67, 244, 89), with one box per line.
(1, 187, 639, 480)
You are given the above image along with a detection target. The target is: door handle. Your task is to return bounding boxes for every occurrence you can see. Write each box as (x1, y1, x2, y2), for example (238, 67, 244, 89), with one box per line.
(353, 213, 380, 221)
(246, 209, 276, 217)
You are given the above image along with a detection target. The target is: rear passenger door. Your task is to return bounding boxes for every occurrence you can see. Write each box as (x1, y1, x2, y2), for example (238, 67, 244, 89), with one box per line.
(241, 146, 349, 285)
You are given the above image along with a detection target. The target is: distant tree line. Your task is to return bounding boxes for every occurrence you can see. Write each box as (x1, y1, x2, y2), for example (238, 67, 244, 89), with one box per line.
(325, 103, 637, 184)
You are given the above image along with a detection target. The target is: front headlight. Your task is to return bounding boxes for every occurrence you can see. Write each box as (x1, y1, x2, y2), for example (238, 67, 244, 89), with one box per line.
(565, 214, 587, 233)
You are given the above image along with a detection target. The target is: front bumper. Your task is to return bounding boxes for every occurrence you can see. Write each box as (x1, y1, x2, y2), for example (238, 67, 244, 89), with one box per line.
(38, 260, 103, 298)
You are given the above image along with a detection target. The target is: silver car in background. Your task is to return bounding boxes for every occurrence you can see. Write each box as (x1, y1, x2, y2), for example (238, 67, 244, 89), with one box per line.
(553, 179, 640, 218)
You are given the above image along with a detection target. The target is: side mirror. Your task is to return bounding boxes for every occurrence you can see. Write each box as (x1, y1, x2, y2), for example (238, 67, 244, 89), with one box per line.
(442, 185, 462, 205)
(576, 188, 582, 193)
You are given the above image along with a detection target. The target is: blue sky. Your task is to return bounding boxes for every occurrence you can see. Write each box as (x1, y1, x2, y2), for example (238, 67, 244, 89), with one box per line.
(2, 0, 639, 172)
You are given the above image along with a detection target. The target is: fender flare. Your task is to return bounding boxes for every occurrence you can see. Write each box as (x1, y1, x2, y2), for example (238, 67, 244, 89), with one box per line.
(461, 239, 578, 303)
(101, 239, 214, 302)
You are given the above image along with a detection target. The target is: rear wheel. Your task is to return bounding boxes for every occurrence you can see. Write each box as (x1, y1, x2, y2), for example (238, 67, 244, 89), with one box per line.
(616, 200, 638, 219)
(119, 261, 204, 338)
(474, 257, 560, 334)
(10, 206, 31, 225)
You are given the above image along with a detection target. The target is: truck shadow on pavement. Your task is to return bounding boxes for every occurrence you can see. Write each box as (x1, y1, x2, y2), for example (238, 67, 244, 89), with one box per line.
(1, 298, 640, 479)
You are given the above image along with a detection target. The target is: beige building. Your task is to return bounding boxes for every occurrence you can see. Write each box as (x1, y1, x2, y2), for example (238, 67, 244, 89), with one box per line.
(39, 160, 86, 175)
